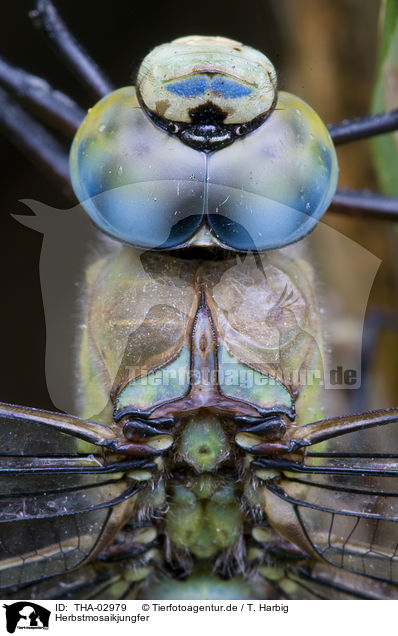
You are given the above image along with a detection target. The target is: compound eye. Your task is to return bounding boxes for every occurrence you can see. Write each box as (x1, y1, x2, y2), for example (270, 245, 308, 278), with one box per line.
(70, 86, 337, 252)
(206, 92, 338, 251)
(69, 87, 205, 249)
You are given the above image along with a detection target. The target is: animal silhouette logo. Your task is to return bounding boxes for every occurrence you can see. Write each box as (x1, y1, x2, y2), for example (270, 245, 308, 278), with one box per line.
(3, 602, 50, 634)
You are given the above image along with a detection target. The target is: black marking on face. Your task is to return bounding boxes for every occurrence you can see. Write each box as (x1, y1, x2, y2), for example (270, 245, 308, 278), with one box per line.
(188, 101, 227, 124)
(138, 86, 278, 152)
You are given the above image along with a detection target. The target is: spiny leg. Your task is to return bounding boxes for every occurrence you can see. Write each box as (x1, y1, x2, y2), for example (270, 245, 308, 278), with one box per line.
(0, 86, 73, 198)
(30, 0, 114, 99)
(0, 57, 84, 137)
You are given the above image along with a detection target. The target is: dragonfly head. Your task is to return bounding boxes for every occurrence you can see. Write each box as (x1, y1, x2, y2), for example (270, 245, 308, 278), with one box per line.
(70, 38, 338, 253)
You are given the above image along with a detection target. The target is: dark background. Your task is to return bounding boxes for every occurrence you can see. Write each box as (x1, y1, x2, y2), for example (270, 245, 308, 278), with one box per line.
(0, 0, 396, 414)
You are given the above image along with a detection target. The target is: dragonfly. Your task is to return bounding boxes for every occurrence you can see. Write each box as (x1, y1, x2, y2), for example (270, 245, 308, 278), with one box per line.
(0, 0, 398, 600)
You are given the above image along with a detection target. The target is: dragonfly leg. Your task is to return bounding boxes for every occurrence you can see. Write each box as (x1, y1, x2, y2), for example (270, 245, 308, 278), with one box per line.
(327, 111, 398, 219)
(330, 188, 398, 220)
(0, 57, 84, 138)
(328, 109, 398, 145)
(30, 0, 114, 100)
(0, 86, 72, 197)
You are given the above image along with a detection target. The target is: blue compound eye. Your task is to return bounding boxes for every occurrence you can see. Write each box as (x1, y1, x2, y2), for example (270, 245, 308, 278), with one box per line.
(69, 87, 206, 249)
(70, 86, 337, 252)
(206, 91, 338, 251)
